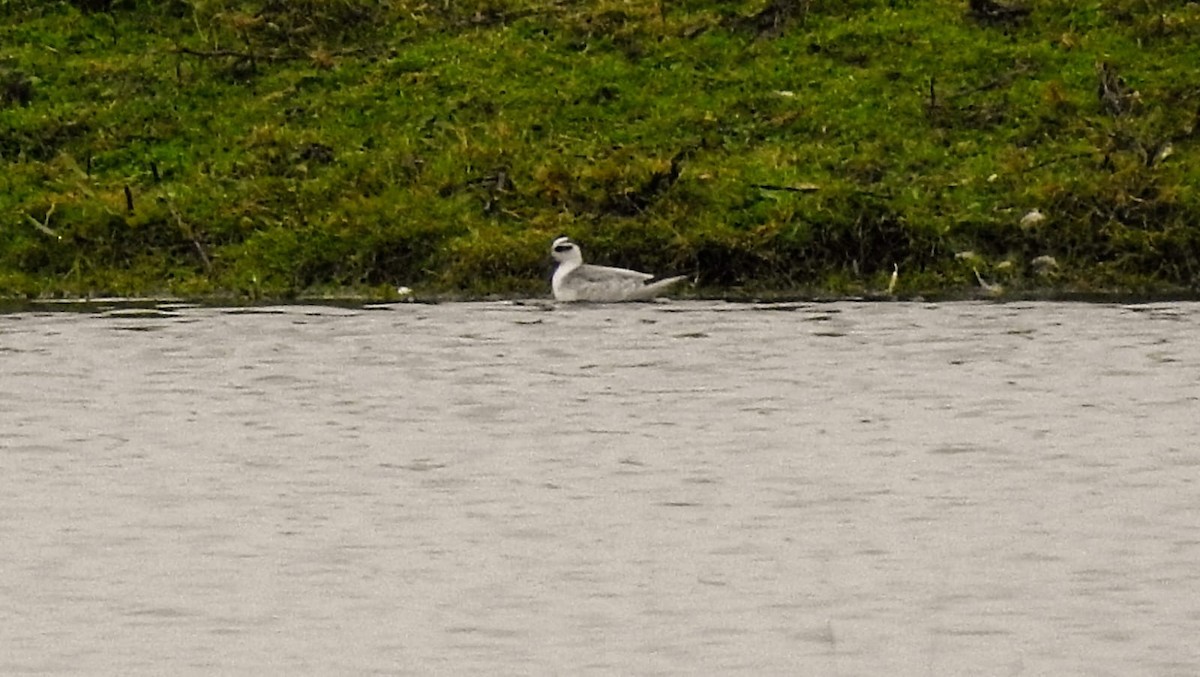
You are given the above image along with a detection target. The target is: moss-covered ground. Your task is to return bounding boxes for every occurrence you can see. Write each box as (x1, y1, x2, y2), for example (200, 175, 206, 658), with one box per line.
(2, 0, 1199, 300)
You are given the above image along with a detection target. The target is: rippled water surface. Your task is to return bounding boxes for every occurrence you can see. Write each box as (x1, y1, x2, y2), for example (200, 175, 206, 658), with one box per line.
(3, 300, 1199, 675)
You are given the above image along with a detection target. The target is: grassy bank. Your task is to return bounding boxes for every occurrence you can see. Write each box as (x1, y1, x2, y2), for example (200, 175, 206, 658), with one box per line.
(2, 0, 1198, 300)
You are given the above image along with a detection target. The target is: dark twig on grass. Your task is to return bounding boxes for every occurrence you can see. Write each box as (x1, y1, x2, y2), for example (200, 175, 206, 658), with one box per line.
(0, 67, 35, 107)
(946, 61, 1035, 100)
(1027, 151, 1093, 171)
(751, 183, 819, 193)
(642, 149, 688, 197)
(1145, 140, 1174, 168)
(601, 147, 692, 216)
(123, 185, 134, 213)
(164, 199, 212, 273)
(171, 45, 372, 66)
(735, 0, 812, 38)
(1097, 61, 1138, 116)
(926, 75, 940, 120)
(173, 46, 266, 61)
(927, 62, 1034, 127)
(968, 0, 1031, 25)
(482, 169, 512, 214)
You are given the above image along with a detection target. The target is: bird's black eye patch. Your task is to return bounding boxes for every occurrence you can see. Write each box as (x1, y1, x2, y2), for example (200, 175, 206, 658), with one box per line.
(553, 244, 574, 253)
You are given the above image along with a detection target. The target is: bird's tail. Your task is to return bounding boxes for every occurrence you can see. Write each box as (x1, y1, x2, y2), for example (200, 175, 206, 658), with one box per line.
(638, 275, 688, 299)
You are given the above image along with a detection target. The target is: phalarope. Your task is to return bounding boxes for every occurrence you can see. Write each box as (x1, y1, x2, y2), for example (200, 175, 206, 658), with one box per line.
(550, 237, 687, 302)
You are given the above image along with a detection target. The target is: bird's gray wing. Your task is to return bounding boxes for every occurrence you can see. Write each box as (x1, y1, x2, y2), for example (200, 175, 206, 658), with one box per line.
(574, 264, 654, 282)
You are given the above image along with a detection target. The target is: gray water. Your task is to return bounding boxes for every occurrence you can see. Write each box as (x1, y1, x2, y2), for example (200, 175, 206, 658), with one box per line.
(2, 300, 1199, 676)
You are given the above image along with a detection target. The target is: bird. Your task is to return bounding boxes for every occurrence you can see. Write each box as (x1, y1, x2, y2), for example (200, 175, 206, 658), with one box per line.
(549, 236, 687, 302)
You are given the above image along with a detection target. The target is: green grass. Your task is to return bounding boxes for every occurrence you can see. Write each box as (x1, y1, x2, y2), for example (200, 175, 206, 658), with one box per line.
(2, 0, 1199, 300)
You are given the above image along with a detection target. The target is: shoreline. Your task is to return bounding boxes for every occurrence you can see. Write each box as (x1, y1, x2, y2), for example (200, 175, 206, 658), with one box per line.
(3, 3, 1198, 300)
(5, 286, 1200, 315)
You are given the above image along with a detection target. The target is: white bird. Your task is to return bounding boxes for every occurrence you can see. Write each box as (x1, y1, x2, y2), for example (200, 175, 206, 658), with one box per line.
(550, 237, 687, 302)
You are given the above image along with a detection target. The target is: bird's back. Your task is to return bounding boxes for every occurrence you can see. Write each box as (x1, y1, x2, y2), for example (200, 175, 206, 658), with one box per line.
(556, 264, 683, 302)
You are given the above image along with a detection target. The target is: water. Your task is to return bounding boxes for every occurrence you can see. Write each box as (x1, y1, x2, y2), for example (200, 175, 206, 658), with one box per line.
(2, 300, 1199, 676)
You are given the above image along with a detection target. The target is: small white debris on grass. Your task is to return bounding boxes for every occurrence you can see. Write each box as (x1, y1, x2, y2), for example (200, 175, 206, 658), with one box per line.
(397, 286, 414, 297)
(1153, 143, 1174, 166)
(1020, 209, 1046, 228)
(887, 263, 898, 295)
(1032, 255, 1059, 273)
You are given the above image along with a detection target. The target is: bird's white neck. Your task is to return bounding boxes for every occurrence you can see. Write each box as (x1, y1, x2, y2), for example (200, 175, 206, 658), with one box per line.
(553, 259, 585, 300)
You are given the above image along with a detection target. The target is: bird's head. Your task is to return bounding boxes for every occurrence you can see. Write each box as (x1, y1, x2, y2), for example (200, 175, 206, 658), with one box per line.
(550, 236, 583, 265)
